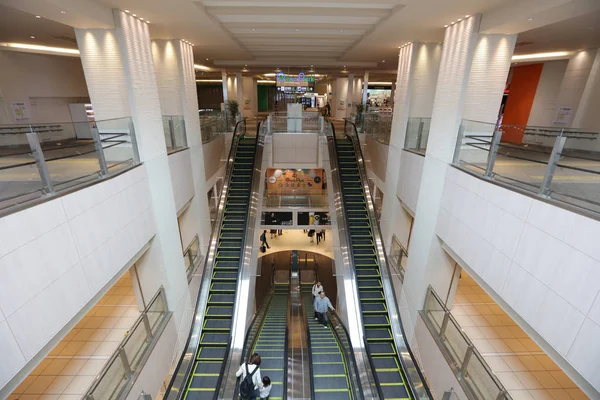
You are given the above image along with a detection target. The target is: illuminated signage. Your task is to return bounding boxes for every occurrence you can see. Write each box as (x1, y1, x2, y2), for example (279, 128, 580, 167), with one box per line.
(276, 72, 315, 84)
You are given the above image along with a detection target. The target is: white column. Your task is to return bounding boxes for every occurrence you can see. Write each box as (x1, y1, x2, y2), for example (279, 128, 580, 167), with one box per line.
(221, 69, 229, 104)
(400, 15, 482, 339)
(362, 71, 369, 105)
(346, 73, 354, 118)
(236, 72, 243, 116)
(76, 9, 190, 350)
(572, 48, 600, 134)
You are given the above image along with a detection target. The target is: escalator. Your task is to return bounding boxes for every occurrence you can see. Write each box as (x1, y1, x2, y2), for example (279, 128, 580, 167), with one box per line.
(247, 283, 289, 400)
(331, 126, 421, 400)
(166, 120, 261, 400)
(302, 286, 354, 400)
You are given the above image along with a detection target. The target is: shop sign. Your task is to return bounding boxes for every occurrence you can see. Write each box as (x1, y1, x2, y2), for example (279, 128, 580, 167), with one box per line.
(276, 72, 315, 83)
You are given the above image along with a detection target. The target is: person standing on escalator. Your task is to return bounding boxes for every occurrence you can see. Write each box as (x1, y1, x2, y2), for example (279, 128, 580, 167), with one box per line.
(237, 353, 263, 400)
(314, 291, 335, 328)
(311, 281, 323, 320)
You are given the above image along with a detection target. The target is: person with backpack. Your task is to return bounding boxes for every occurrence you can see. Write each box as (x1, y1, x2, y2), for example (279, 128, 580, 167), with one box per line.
(260, 230, 270, 251)
(236, 353, 262, 399)
(311, 281, 323, 320)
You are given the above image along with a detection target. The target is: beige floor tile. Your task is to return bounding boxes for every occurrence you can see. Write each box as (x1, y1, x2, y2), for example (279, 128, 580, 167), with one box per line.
(123, 307, 140, 318)
(89, 329, 111, 342)
(465, 293, 482, 303)
(484, 355, 511, 372)
(531, 371, 562, 389)
(489, 338, 513, 353)
(502, 356, 529, 372)
(462, 326, 486, 339)
(83, 317, 106, 330)
(496, 371, 527, 390)
(62, 375, 94, 395)
(515, 371, 544, 390)
(470, 315, 490, 327)
(453, 294, 468, 304)
(13, 376, 38, 394)
(30, 359, 52, 376)
(94, 341, 119, 356)
(509, 390, 535, 400)
(105, 328, 128, 342)
(58, 394, 83, 400)
(44, 375, 75, 395)
(121, 295, 136, 305)
(475, 304, 495, 315)
(520, 338, 542, 352)
(24, 376, 55, 394)
(114, 317, 136, 329)
(60, 359, 87, 376)
(62, 329, 80, 342)
(519, 355, 545, 371)
(479, 326, 501, 339)
(99, 317, 120, 329)
(471, 339, 497, 353)
(78, 359, 106, 376)
(94, 306, 115, 317)
(528, 389, 555, 400)
(549, 371, 578, 389)
(40, 359, 69, 376)
(47, 343, 67, 357)
(453, 314, 474, 327)
(12, 395, 40, 400)
(498, 314, 516, 325)
(38, 395, 61, 400)
(488, 304, 505, 315)
(109, 307, 128, 318)
(478, 292, 494, 302)
(534, 355, 559, 371)
(71, 329, 95, 342)
(103, 295, 124, 306)
(493, 326, 516, 339)
(509, 325, 530, 339)
(76, 341, 101, 356)
(58, 342, 85, 356)
(484, 315, 504, 327)
(504, 338, 528, 352)
(565, 388, 588, 400)
(545, 388, 571, 400)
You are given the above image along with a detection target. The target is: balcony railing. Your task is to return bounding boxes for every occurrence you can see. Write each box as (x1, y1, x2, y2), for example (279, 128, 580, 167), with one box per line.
(84, 287, 170, 400)
(199, 110, 231, 143)
(269, 112, 323, 133)
(163, 115, 188, 153)
(389, 234, 408, 283)
(183, 234, 203, 281)
(404, 117, 431, 154)
(454, 119, 600, 215)
(420, 286, 512, 400)
(0, 117, 139, 214)
(359, 111, 393, 144)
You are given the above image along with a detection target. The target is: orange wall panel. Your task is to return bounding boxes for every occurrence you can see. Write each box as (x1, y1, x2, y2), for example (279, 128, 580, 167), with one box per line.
(502, 63, 543, 144)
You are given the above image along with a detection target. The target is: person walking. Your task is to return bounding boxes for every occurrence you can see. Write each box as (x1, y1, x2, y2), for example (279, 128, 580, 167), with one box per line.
(237, 353, 263, 400)
(316, 231, 322, 244)
(311, 281, 323, 320)
(325, 101, 331, 117)
(321, 229, 326, 241)
(314, 291, 335, 328)
(260, 230, 270, 250)
(308, 229, 315, 243)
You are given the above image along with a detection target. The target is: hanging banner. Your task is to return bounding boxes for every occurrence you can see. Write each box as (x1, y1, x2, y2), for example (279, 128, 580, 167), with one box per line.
(266, 168, 326, 195)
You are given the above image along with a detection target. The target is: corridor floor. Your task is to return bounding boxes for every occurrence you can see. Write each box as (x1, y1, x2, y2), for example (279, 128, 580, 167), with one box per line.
(258, 229, 333, 259)
(9, 274, 141, 400)
(452, 272, 588, 400)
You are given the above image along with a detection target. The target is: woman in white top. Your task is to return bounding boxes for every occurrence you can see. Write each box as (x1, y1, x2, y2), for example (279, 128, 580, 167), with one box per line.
(236, 353, 262, 399)
(311, 281, 323, 319)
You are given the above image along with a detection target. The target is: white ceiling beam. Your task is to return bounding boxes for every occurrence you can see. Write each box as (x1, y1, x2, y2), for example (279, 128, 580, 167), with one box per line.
(202, 1, 399, 9)
(217, 15, 379, 24)
(213, 60, 378, 67)
(0, 0, 114, 28)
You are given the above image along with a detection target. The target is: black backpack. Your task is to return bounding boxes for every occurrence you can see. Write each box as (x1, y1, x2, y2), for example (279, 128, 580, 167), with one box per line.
(239, 363, 257, 399)
(260, 232, 266, 242)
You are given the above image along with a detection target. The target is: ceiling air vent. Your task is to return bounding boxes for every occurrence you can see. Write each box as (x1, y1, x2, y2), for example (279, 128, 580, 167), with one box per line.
(53, 35, 77, 44)
(515, 41, 534, 47)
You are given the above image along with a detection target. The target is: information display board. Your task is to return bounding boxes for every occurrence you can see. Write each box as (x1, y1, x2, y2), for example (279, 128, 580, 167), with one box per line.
(266, 168, 325, 195)
(261, 211, 293, 226)
(297, 211, 331, 226)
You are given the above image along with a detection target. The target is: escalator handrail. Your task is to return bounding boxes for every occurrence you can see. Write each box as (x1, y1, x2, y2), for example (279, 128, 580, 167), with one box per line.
(163, 118, 248, 400)
(343, 119, 434, 400)
(217, 120, 266, 398)
(302, 291, 317, 400)
(213, 118, 262, 400)
(325, 121, 381, 398)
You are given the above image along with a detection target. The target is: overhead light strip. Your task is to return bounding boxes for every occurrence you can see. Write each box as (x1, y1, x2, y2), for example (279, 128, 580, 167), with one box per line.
(511, 51, 571, 61)
(0, 42, 80, 56)
(194, 64, 212, 71)
(196, 79, 223, 83)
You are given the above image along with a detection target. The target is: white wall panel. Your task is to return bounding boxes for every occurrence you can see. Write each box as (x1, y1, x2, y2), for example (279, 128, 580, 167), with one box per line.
(396, 150, 425, 214)
(272, 133, 318, 166)
(526, 60, 568, 127)
(409, 43, 442, 118)
(437, 166, 600, 395)
(167, 149, 194, 213)
(151, 40, 184, 116)
(0, 167, 156, 390)
(203, 134, 226, 183)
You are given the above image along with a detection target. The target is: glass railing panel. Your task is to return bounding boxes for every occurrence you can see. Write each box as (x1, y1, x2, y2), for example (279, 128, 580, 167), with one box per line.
(0, 143, 46, 209)
(443, 318, 469, 366)
(404, 117, 431, 153)
(362, 112, 392, 144)
(163, 115, 188, 153)
(184, 235, 201, 279)
(463, 352, 505, 399)
(200, 111, 230, 142)
(88, 355, 128, 400)
(122, 319, 149, 370)
(147, 290, 167, 335)
(96, 117, 138, 173)
(454, 120, 495, 175)
(423, 290, 445, 333)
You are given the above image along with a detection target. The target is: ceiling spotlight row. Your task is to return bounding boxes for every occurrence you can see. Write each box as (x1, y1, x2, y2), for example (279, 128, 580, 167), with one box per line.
(181, 39, 195, 46)
(445, 15, 470, 28)
(397, 42, 412, 49)
(124, 10, 150, 24)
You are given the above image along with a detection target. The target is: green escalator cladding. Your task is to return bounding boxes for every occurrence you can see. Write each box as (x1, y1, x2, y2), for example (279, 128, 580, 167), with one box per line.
(252, 284, 289, 400)
(302, 286, 352, 400)
(335, 139, 412, 400)
(184, 137, 257, 400)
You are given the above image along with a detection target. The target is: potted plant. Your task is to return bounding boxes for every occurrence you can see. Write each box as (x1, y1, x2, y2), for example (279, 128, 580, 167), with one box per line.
(227, 99, 240, 124)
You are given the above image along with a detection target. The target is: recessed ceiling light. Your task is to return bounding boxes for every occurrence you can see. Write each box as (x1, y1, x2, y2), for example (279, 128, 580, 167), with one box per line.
(528, 18, 533, 21)
(296, 29, 299, 32)
(382, 60, 385, 63)
(444, 25, 448, 27)
(465, 15, 470, 18)
(125, 10, 130, 13)
(132, 13, 137, 16)
(140, 17, 144, 20)
(35, 15, 41, 19)
(458, 18, 462, 21)
(252, 28, 255, 31)
(340, 29, 343, 32)
(30, 35, 35, 39)
(146, 21, 150, 23)
(61, 11, 66, 14)
(451, 22, 455, 25)
(206, 58, 209, 61)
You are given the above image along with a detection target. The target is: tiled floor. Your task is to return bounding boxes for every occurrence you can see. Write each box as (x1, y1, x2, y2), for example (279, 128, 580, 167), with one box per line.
(452, 272, 589, 400)
(258, 229, 333, 259)
(9, 274, 141, 400)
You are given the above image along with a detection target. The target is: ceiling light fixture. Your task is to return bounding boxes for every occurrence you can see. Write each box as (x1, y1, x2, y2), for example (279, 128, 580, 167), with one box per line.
(140, 17, 144, 20)
(30, 35, 35, 39)
(444, 25, 449, 27)
(528, 18, 533, 21)
(458, 18, 462, 21)
(125, 10, 130, 13)
(252, 28, 255, 31)
(35, 15, 41, 19)
(257, 80, 276, 83)
(0, 42, 79, 56)
(196, 79, 223, 83)
(450, 22, 455, 25)
(382, 60, 385, 63)
(296, 29, 299, 32)
(465, 15, 470, 18)
(511, 51, 571, 61)
(61, 11, 66, 14)
(146, 21, 150, 23)
(194, 64, 211, 71)
(132, 13, 137, 16)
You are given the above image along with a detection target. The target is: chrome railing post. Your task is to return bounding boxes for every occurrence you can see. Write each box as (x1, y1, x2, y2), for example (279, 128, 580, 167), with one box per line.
(496, 390, 509, 400)
(142, 313, 153, 339)
(539, 132, 566, 197)
(26, 128, 55, 195)
(90, 127, 109, 176)
(168, 118, 176, 148)
(452, 124, 465, 164)
(460, 344, 474, 377)
(129, 120, 140, 163)
(119, 347, 133, 378)
(484, 129, 503, 178)
(440, 310, 451, 338)
(416, 120, 424, 151)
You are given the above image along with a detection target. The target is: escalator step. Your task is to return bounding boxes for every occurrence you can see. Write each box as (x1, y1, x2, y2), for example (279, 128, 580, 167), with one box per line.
(206, 306, 233, 316)
(372, 356, 399, 370)
(357, 279, 382, 288)
(204, 319, 231, 330)
(269, 385, 285, 398)
(312, 363, 346, 375)
(213, 271, 238, 280)
(208, 294, 234, 304)
(313, 376, 348, 390)
(376, 369, 404, 383)
(201, 332, 229, 345)
(381, 384, 409, 399)
(312, 353, 343, 363)
(359, 290, 385, 300)
(210, 282, 236, 291)
(365, 328, 392, 340)
(185, 390, 215, 400)
(193, 361, 222, 374)
(361, 302, 387, 313)
(314, 392, 351, 400)
(197, 347, 226, 360)
(367, 342, 396, 356)
(190, 375, 219, 388)
(363, 315, 389, 326)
